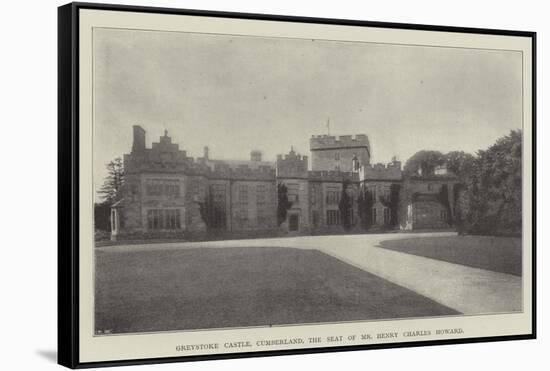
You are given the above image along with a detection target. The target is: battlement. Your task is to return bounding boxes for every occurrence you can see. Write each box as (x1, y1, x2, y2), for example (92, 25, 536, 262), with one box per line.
(308, 170, 359, 182)
(360, 160, 402, 181)
(276, 148, 309, 178)
(276, 152, 309, 163)
(125, 128, 195, 174)
(310, 134, 370, 151)
(209, 163, 276, 181)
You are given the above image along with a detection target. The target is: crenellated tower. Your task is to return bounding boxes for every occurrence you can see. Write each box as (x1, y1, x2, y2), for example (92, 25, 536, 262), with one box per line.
(276, 147, 309, 178)
(310, 134, 370, 172)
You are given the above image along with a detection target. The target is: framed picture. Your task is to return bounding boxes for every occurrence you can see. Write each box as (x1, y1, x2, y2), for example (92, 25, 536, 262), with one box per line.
(58, 2, 536, 368)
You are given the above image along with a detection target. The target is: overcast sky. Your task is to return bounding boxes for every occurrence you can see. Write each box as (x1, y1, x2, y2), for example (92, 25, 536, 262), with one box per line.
(93, 28, 522, 194)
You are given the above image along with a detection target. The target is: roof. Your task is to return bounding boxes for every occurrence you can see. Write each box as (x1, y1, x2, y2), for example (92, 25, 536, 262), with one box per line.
(406, 173, 458, 181)
(202, 158, 275, 170)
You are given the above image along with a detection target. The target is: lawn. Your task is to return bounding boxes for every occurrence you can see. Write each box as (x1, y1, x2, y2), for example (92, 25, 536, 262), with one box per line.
(95, 246, 458, 334)
(378, 235, 522, 276)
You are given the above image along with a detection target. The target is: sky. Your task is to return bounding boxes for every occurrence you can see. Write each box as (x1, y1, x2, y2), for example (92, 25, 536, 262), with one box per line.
(93, 28, 523, 194)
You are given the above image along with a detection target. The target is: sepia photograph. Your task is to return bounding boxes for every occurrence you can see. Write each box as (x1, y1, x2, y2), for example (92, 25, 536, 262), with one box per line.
(91, 25, 525, 335)
(55, 2, 536, 367)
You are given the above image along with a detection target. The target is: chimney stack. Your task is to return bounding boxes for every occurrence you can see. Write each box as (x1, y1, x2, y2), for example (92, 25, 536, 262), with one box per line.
(250, 150, 262, 162)
(132, 125, 146, 153)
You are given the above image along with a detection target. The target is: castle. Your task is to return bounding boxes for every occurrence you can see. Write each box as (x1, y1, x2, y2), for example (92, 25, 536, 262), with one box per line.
(109, 126, 458, 240)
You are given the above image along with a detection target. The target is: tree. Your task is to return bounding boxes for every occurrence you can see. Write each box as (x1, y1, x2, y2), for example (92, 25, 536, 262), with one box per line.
(440, 151, 475, 231)
(388, 184, 401, 226)
(437, 184, 453, 226)
(277, 183, 293, 226)
(453, 183, 469, 235)
(98, 157, 125, 204)
(95, 157, 124, 232)
(357, 186, 374, 230)
(444, 151, 475, 179)
(198, 192, 214, 228)
(198, 190, 227, 230)
(338, 179, 352, 230)
(377, 184, 400, 228)
(463, 130, 522, 235)
(403, 150, 445, 176)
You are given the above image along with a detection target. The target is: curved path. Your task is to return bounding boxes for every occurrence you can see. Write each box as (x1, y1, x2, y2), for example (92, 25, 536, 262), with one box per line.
(99, 232, 522, 315)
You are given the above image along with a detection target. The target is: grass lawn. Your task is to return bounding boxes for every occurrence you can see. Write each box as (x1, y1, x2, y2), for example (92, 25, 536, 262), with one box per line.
(95, 246, 458, 334)
(379, 235, 522, 276)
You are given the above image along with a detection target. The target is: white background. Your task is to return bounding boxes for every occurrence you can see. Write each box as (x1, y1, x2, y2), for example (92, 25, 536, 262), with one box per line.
(0, 0, 545, 370)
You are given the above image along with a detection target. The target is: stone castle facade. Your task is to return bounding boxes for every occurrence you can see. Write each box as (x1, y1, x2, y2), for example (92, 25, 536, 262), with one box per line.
(109, 126, 458, 240)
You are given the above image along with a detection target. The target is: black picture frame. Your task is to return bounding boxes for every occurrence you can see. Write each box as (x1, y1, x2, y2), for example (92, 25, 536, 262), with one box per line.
(58, 2, 536, 368)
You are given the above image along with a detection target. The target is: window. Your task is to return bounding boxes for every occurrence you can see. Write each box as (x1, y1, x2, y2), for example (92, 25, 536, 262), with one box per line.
(326, 210, 341, 226)
(164, 183, 180, 197)
(209, 184, 227, 229)
(352, 154, 360, 171)
(287, 183, 299, 204)
(147, 209, 181, 230)
(440, 209, 448, 222)
(256, 184, 267, 204)
(427, 183, 433, 191)
(372, 208, 377, 224)
(383, 207, 391, 225)
(165, 209, 180, 229)
(146, 179, 180, 197)
(310, 185, 321, 205)
(211, 184, 226, 203)
(326, 188, 340, 205)
(147, 209, 160, 229)
(334, 152, 340, 160)
(238, 185, 248, 203)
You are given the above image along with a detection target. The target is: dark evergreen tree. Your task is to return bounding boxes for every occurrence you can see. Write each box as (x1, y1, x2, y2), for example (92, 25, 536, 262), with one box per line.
(389, 184, 401, 227)
(95, 157, 125, 232)
(357, 186, 374, 230)
(198, 192, 214, 228)
(338, 179, 352, 230)
(377, 184, 400, 228)
(437, 184, 453, 226)
(444, 151, 476, 179)
(98, 157, 125, 204)
(464, 130, 522, 235)
(277, 183, 293, 226)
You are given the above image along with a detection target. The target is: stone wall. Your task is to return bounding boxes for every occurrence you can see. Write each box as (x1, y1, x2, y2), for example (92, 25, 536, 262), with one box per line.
(276, 149, 308, 178)
(362, 180, 400, 228)
(310, 134, 370, 172)
(230, 179, 277, 232)
(110, 126, 460, 241)
(307, 180, 362, 234)
(399, 176, 458, 230)
(277, 178, 310, 233)
(360, 161, 402, 181)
